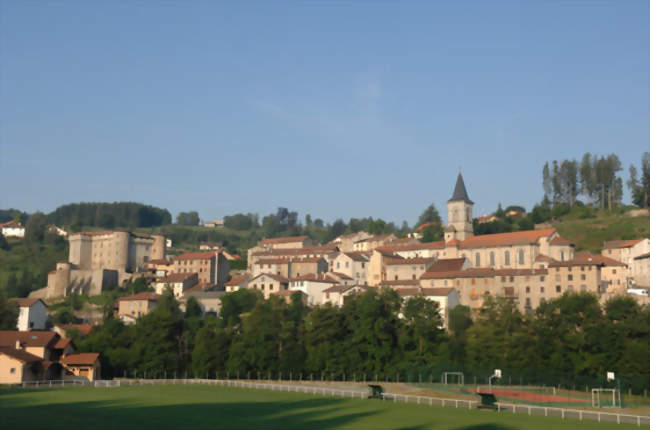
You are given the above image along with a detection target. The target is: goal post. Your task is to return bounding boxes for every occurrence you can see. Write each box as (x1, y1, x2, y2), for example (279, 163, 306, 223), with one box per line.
(442, 372, 464, 385)
(592, 388, 619, 408)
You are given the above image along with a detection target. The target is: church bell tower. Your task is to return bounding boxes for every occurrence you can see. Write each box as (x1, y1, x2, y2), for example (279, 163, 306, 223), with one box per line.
(445, 173, 474, 242)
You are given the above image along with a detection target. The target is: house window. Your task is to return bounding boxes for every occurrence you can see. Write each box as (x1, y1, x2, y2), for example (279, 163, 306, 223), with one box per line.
(471, 278, 476, 285)
(561, 251, 565, 261)
(412, 274, 416, 280)
(519, 250, 524, 265)
(540, 286, 545, 293)
(555, 274, 561, 282)
(505, 251, 510, 266)
(525, 298, 531, 308)
(509, 276, 514, 282)
(270, 285, 274, 290)
(526, 286, 530, 293)
(361, 263, 365, 268)
(345, 262, 349, 268)
(336, 262, 340, 269)
(580, 285, 587, 292)
(261, 284, 265, 290)
(567, 285, 573, 292)
(10, 368, 16, 374)
(556, 285, 561, 293)
(395, 275, 398, 280)
(475, 253, 480, 266)
(613, 269, 617, 274)
(501, 276, 506, 282)
(581, 274, 586, 280)
(490, 251, 495, 266)
(568, 275, 573, 281)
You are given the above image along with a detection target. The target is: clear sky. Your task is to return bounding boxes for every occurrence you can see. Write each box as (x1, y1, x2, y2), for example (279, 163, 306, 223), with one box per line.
(1, 1, 648, 225)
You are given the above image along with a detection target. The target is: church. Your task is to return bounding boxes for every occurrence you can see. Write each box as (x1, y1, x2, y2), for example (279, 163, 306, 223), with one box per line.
(438, 173, 574, 269)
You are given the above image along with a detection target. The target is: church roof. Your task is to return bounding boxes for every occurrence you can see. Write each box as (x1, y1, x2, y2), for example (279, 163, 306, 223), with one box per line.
(448, 173, 473, 204)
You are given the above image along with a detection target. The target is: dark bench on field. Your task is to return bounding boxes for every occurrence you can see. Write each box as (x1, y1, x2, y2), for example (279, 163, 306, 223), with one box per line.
(368, 384, 384, 399)
(476, 392, 498, 410)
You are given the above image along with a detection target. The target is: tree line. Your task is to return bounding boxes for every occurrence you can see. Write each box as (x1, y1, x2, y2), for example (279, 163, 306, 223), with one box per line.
(67, 289, 650, 393)
(48, 202, 172, 229)
(542, 153, 630, 210)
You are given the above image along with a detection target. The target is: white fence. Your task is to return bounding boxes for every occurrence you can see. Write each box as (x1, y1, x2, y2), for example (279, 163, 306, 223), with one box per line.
(8, 378, 650, 427)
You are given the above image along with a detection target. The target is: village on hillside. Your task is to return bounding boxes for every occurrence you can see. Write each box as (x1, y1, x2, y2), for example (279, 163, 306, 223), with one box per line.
(1, 174, 648, 385)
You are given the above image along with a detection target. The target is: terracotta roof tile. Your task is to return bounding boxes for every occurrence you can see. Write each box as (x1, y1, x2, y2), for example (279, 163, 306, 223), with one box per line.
(175, 251, 217, 260)
(157, 272, 198, 283)
(397, 287, 454, 297)
(61, 352, 100, 365)
(0, 347, 43, 363)
(602, 239, 644, 250)
(573, 251, 626, 267)
(9, 298, 45, 308)
(0, 331, 59, 348)
(458, 229, 557, 249)
(226, 275, 250, 286)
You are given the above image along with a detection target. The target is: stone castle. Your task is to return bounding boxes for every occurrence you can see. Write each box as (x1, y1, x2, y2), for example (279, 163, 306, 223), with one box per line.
(45, 230, 165, 298)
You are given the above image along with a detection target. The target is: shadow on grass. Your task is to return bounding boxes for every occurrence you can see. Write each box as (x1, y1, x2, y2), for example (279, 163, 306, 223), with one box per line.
(1, 395, 377, 430)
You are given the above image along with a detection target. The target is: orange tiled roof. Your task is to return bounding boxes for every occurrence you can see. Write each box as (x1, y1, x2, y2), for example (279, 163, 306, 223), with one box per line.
(0, 347, 43, 363)
(0, 331, 59, 348)
(573, 251, 626, 267)
(54, 338, 73, 349)
(421, 258, 466, 276)
(157, 272, 198, 283)
(602, 239, 644, 250)
(458, 229, 557, 249)
(175, 251, 217, 260)
(60, 324, 93, 336)
(422, 268, 496, 280)
(384, 257, 435, 266)
(226, 275, 250, 286)
(61, 352, 100, 365)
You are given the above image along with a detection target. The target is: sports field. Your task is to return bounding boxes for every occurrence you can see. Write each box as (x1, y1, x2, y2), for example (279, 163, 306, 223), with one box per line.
(0, 384, 641, 429)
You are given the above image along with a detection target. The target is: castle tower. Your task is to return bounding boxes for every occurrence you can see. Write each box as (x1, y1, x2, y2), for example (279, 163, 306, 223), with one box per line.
(445, 173, 474, 242)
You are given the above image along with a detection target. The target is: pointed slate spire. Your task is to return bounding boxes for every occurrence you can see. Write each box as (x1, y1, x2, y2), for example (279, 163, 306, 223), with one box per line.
(449, 173, 473, 204)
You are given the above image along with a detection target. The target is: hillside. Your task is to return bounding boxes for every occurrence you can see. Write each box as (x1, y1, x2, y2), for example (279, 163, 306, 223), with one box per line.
(554, 212, 650, 252)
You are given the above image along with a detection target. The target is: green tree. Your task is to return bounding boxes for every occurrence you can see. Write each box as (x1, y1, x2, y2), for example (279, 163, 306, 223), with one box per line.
(192, 318, 232, 376)
(401, 296, 444, 364)
(0, 294, 18, 329)
(417, 204, 442, 227)
(176, 211, 200, 226)
(185, 296, 203, 319)
(24, 212, 48, 249)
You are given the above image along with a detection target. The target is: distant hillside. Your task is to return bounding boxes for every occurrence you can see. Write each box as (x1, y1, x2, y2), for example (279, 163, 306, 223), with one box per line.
(554, 212, 650, 252)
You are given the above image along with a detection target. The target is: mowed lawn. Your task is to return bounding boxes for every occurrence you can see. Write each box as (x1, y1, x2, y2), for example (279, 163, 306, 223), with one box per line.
(0, 385, 639, 430)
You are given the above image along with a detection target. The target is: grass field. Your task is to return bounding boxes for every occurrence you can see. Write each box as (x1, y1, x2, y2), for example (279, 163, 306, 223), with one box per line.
(0, 384, 642, 430)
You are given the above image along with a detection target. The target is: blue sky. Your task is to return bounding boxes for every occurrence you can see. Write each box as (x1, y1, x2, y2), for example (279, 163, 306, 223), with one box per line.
(1, 1, 648, 225)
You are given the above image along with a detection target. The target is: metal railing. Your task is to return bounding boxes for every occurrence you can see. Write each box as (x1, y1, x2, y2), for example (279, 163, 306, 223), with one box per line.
(5, 378, 649, 427)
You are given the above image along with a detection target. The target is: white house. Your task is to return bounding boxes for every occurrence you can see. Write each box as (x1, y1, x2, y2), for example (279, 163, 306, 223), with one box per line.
(321, 285, 371, 307)
(10, 298, 48, 331)
(153, 272, 199, 298)
(1, 221, 25, 238)
(288, 274, 340, 306)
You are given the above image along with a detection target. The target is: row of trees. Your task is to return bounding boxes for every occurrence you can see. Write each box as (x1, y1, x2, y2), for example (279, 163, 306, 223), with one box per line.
(542, 153, 625, 210)
(70, 289, 650, 392)
(48, 202, 172, 229)
(628, 152, 650, 209)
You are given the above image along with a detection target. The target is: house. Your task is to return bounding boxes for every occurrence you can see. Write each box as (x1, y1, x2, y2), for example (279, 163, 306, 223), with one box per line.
(396, 287, 459, 328)
(247, 236, 316, 269)
(248, 273, 290, 299)
(0, 330, 59, 361)
(148, 259, 174, 278)
(384, 256, 435, 282)
(171, 251, 230, 288)
(353, 234, 397, 252)
(203, 220, 224, 228)
(476, 214, 498, 224)
(602, 238, 650, 285)
(10, 298, 48, 331)
(321, 285, 371, 307)
(0, 348, 45, 383)
(182, 291, 225, 316)
(249, 244, 338, 270)
(330, 252, 371, 285)
(153, 272, 199, 297)
(288, 274, 340, 306)
(0, 220, 25, 238)
(225, 275, 250, 293)
(116, 292, 160, 324)
(0, 331, 99, 383)
(60, 353, 101, 381)
(47, 225, 68, 237)
(199, 242, 223, 251)
(330, 232, 372, 252)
